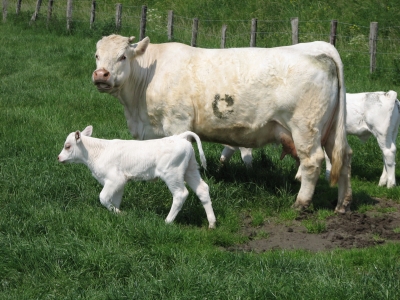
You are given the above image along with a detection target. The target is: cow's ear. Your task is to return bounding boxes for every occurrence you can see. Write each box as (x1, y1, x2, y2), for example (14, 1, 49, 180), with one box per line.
(81, 125, 93, 137)
(134, 37, 150, 56)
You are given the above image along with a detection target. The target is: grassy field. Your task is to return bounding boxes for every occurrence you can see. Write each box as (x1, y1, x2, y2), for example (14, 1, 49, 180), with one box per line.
(1, 1, 400, 298)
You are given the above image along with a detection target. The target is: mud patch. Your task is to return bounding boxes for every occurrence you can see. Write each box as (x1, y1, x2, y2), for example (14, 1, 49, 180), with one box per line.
(225, 198, 400, 252)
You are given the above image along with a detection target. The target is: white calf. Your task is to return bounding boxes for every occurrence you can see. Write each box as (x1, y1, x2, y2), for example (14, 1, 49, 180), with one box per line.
(58, 126, 216, 228)
(221, 91, 400, 188)
(327, 91, 400, 188)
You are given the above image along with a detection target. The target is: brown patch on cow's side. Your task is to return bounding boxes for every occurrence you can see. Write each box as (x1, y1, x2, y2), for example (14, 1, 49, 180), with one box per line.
(212, 94, 234, 119)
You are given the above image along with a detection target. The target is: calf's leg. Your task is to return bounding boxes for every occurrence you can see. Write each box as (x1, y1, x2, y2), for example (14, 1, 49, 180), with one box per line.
(184, 156, 216, 229)
(99, 180, 125, 213)
(378, 142, 396, 188)
(163, 174, 189, 224)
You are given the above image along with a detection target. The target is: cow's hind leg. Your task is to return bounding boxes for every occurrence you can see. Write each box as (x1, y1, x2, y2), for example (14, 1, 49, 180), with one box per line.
(292, 144, 325, 210)
(184, 156, 216, 229)
(324, 135, 353, 213)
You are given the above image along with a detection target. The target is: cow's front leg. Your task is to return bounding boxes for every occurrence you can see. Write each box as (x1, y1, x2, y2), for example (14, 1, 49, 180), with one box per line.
(99, 180, 125, 213)
(220, 145, 237, 165)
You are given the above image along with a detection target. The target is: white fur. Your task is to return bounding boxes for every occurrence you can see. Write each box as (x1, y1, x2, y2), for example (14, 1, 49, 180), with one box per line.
(222, 91, 400, 188)
(58, 126, 216, 228)
(92, 35, 352, 212)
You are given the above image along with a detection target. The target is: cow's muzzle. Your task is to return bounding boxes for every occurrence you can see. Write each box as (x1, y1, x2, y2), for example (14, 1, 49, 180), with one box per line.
(93, 68, 112, 91)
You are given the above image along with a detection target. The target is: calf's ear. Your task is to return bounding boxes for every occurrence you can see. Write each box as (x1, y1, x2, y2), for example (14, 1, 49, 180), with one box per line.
(75, 131, 81, 143)
(81, 125, 93, 137)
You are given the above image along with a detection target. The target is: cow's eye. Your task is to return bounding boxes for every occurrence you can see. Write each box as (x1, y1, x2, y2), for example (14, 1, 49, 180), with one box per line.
(65, 144, 71, 150)
(95, 54, 99, 60)
(119, 55, 126, 61)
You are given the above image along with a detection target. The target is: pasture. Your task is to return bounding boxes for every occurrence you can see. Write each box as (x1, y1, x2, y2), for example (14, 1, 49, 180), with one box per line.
(1, 5, 400, 299)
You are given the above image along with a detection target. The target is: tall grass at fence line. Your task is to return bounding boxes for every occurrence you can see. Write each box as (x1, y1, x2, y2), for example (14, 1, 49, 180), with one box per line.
(2, 1, 400, 298)
(4, 0, 400, 80)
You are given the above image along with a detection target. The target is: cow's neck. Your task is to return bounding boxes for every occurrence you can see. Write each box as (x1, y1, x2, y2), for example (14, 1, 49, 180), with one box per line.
(117, 55, 158, 139)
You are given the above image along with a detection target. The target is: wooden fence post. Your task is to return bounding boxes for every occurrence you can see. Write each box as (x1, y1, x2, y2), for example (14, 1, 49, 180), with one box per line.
(250, 18, 257, 47)
(139, 5, 147, 41)
(191, 18, 198, 47)
(90, 0, 96, 29)
(115, 3, 122, 31)
(16, 0, 21, 15)
(330, 19, 337, 46)
(47, 0, 54, 26)
(291, 17, 298, 44)
(167, 10, 174, 41)
(30, 0, 42, 24)
(369, 21, 378, 73)
(221, 24, 227, 48)
(66, 0, 73, 31)
(2, 0, 7, 22)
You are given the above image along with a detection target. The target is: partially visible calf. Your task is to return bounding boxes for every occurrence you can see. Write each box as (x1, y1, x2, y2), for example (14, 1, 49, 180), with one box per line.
(58, 126, 216, 228)
(326, 91, 400, 188)
(221, 91, 400, 188)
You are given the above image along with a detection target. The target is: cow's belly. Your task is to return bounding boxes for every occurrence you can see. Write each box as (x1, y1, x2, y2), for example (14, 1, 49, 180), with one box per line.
(195, 121, 282, 148)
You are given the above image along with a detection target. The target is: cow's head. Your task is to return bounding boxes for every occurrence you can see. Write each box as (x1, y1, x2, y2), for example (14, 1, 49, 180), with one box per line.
(92, 34, 150, 93)
(58, 126, 93, 163)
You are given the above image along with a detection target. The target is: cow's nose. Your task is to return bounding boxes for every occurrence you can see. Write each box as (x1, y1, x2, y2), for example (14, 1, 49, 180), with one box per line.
(93, 68, 110, 81)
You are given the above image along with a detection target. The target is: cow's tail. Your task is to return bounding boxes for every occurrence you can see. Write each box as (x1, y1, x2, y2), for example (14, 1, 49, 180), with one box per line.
(328, 50, 348, 186)
(178, 131, 207, 169)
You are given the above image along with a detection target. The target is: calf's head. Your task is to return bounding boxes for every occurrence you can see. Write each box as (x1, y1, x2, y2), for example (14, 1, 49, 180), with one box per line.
(92, 34, 150, 93)
(58, 126, 93, 163)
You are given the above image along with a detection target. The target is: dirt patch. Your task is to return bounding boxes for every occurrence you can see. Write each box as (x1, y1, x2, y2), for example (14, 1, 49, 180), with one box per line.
(226, 198, 400, 252)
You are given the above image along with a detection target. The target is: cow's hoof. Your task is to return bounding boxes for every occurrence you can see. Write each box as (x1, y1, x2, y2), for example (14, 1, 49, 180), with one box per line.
(208, 223, 216, 229)
(386, 182, 396, 188)
(334, 205, 350, 214)
(292, 201, 310, 211)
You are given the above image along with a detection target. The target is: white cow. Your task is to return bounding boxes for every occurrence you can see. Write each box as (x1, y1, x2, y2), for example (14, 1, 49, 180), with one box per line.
(92, 34, 352, 213)
(221, 91, 400, 188)
(58, 126, 217, 228)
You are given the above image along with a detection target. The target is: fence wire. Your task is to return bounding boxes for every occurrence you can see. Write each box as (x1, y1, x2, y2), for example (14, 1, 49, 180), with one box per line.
(3, 0, 400, 73)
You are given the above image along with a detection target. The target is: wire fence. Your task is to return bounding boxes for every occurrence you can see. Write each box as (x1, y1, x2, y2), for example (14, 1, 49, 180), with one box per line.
(3, 0, 400, 75)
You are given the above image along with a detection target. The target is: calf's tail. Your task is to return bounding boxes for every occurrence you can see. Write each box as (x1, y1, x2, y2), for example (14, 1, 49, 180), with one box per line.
(178, 131, 207, 169)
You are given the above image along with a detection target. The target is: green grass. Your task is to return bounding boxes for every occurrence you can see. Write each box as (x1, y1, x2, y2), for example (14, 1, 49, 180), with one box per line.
(2, 1, 400, 298)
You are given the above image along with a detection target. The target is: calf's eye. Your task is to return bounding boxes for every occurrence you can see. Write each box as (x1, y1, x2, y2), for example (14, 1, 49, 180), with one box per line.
(119, 55, 126, 61)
